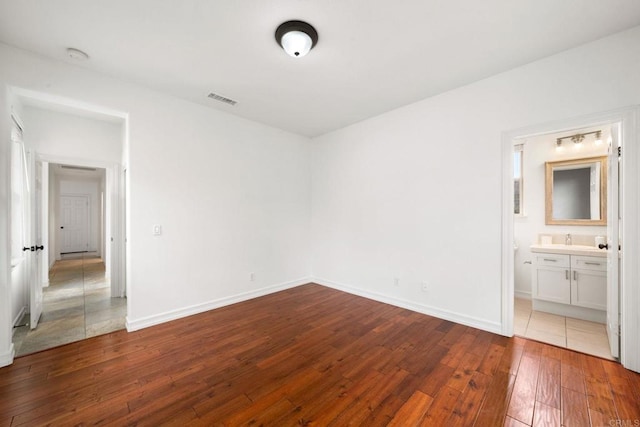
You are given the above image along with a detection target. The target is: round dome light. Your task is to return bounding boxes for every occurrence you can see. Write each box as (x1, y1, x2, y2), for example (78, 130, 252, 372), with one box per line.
(275, 21, 318, 58)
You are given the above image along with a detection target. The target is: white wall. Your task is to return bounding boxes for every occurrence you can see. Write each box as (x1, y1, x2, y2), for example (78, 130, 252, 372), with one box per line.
(514, 130, 608, 298)
(310, 26, 640, 333)
(0, 42, 312, 364)
(23, 107, 123, 163)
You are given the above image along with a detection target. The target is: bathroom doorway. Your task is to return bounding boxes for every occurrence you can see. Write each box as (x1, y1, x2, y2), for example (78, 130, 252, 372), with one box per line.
(511, 124, 616, 359)
(500, 107, 640, 372)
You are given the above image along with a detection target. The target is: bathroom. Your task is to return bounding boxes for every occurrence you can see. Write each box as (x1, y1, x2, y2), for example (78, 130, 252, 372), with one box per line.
(513, 123, 616, 360)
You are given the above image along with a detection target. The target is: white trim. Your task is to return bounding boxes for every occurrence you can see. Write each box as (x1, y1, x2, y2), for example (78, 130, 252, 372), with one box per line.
(0, 343, 15, 368)
(502, 106, 640, 373)
(10, 87, 128, 121)
(313, 277, 502, 335)
(125, 277, 311, 332)
(514, 290, 531, 300)
(619, 107, 640, 372)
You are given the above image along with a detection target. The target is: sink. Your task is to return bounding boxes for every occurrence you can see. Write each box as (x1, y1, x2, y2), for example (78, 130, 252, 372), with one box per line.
(530, 243, 607, 257)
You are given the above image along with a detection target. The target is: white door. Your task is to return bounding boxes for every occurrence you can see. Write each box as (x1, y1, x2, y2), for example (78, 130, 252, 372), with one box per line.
(27, 152, 43, 329)
(11, 116, 43, 330)
(60, 195, 89, 253)
(606, 124, 620, 358)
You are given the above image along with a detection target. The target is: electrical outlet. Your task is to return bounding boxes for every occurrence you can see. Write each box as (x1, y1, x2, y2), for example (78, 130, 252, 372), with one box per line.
(249, 272, 255, 282)
(421, 281, 428, 292)
(393, 277, 399, 287)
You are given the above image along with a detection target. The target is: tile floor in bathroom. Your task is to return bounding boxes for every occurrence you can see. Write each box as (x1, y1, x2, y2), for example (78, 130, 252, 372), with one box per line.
(12, 254, 126, 357)
(514, 297, 614, 360)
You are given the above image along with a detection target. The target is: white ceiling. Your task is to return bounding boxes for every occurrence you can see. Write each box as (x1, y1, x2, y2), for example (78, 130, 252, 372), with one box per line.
(1, 1, 640, 137)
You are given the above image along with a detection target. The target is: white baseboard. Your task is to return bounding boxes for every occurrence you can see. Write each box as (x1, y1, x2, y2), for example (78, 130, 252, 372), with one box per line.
(0, 343, 15, 368)
(312, 277, 502, 335)
(12, 306, 27, 329)
(126, 276, 311, 332)
(514, 290, 532, 300)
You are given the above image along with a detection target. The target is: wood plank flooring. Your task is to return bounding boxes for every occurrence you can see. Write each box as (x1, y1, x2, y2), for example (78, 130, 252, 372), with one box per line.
(1, 284, 639, 426)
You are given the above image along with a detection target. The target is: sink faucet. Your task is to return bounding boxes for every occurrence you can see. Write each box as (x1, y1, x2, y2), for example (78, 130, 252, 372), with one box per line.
(565, 233, 572, 245)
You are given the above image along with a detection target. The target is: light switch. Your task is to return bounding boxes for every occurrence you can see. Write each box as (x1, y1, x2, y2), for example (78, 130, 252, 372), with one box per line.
(153, 225, 162, 236)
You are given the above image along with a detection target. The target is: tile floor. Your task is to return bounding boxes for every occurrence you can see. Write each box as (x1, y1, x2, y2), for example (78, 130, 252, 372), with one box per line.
(12, 254, 127, 357)
(514, 297, 614, 360)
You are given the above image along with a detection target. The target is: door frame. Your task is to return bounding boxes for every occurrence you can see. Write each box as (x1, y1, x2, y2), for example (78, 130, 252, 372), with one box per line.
(501, 106, 640, 372)
(38, 154, 126, 299)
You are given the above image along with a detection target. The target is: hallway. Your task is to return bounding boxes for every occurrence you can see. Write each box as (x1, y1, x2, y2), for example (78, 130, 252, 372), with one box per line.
(12, 255, 126, 356)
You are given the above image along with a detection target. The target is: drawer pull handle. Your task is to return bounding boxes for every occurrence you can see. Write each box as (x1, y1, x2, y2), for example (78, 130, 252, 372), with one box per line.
(573, 270, 577, 280)
(565, 270, 569, 280)
(584, 262, 601, 266)
(543, 258, 558, 262)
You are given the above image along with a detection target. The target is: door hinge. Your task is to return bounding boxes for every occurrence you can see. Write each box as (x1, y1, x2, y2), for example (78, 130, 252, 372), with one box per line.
(618, 146, 621, 157)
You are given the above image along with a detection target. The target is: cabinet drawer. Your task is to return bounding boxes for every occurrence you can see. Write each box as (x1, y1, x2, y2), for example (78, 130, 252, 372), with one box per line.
(572, 256, 607, 271)
(534, 253, 570, 268)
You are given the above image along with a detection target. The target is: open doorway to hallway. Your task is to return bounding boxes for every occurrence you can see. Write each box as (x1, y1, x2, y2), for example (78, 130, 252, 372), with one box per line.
(9, 89, 128, 360)
(12, 253, 125, 356)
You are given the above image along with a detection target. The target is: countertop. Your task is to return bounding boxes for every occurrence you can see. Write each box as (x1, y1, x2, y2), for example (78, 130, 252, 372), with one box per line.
(530, 244, 608, 258)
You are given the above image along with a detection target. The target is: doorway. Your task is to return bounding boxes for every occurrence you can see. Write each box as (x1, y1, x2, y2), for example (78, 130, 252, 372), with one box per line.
(501, 107, 640, 372)
(8, 89, 128, 361)
(512, 124, 615, 359)
(59, 194, 90, 254)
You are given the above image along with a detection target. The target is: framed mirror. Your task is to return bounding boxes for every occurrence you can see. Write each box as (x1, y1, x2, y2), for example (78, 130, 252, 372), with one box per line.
(545, 156, 607, 225)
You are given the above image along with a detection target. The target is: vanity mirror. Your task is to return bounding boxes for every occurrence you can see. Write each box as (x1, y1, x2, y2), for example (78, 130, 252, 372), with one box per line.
(545, 156, 607, 225)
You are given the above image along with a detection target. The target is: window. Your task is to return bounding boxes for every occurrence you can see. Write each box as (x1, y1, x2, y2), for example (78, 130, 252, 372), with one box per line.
(514, 144, 523, 215)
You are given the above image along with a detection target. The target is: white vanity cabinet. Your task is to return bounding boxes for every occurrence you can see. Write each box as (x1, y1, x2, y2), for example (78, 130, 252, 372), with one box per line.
(532, 253, 571, 304)
(570, 256, 607, 311)
(532, 252, 606, 311)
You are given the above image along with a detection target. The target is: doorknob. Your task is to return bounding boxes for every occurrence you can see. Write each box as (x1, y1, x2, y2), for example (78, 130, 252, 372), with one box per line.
(35, 245, 44, 251)
(598, 243, 609, 249)
(60, 226, 64, 229)
(22, 246, 34, 252)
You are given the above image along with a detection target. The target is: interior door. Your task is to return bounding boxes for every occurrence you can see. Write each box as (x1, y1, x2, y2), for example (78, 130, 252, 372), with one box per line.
(12, 116, 43, 330)
(606, 123, 620, 358)
(26, 151, 43, 329)
(60, 195, 89, 253)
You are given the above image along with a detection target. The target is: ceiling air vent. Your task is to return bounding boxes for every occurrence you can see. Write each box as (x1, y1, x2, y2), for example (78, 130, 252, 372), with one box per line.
(207, 92, 237, 106)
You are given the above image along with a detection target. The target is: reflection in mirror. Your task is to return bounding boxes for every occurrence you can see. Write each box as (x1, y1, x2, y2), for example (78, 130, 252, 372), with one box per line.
(545, 156, 607, 225)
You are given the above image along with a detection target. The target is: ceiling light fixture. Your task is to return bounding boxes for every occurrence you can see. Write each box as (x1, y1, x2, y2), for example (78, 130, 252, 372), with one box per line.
(66, 47, 89, 61)
(275, 20, 318, 58)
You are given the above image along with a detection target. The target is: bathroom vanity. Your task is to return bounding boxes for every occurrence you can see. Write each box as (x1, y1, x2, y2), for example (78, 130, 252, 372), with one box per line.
(530, 243, 607, 323)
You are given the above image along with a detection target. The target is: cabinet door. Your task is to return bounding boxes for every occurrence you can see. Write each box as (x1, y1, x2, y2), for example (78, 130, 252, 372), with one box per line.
(571, 268, 607, 311)
(533, 265, 570, 304)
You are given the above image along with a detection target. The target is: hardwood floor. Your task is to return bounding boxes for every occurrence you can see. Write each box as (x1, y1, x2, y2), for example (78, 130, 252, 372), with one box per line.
(1, 284, 639, 426)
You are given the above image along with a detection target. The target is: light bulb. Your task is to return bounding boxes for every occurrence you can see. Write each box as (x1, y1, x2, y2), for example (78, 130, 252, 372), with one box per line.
(595, 132, 603, 145)
(281, 31, 313, 57)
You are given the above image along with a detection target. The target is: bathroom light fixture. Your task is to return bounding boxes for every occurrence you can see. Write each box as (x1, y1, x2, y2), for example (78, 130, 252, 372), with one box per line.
(275, 20, 318, 58)
(554, 130, 602, 149)
(594, 131, 603, 145)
